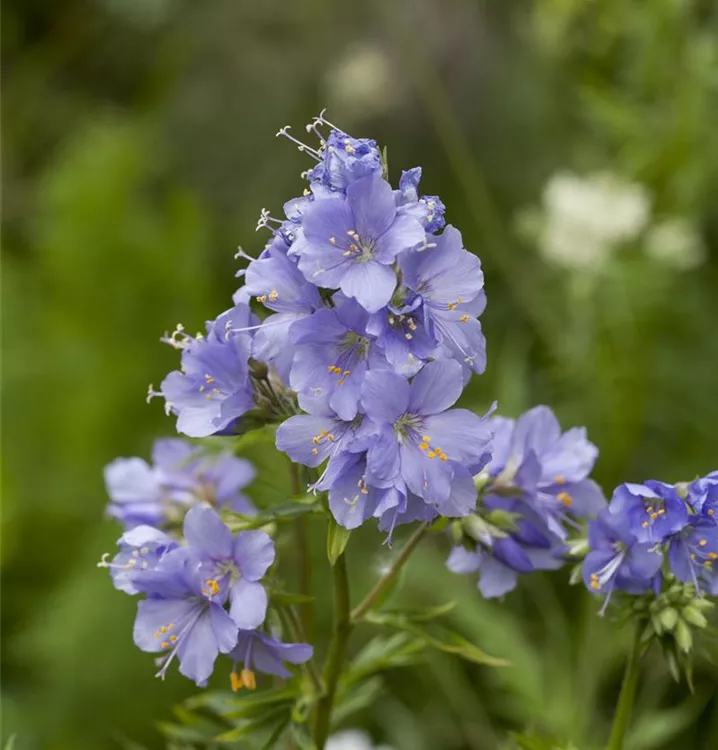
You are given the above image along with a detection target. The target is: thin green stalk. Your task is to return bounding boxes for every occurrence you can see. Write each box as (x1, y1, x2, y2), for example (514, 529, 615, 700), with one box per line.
(314, 552, 351, 750)
(606, 626, 642, 750)
(283, 605, 324, 698)
(351, 523, 429, 622)
(290, 463, 315, 640)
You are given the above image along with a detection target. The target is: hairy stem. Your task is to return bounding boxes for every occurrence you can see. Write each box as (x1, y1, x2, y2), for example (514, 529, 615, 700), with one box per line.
(606, 626, 642, 750)
(314, 552, 351, 750)
(352, 523, 429, 622)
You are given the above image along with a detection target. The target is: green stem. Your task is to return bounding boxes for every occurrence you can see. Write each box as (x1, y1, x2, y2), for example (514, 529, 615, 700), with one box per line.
(314, 552, 351, 750)
(290, 463, 315, 640)
(351, 523, 428, 622)
(283, 605, 324, 698)
(606, 627, 642, 750)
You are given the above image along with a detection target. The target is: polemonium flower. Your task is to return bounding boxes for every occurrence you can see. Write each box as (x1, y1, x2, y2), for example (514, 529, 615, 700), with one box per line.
(104, 456, 165, 529)
(156, 303, 256, 437)
(485, 406, 605, 539)
(447, 539, 533, 599)
(289, 297, 387, 420)
(608, 481, 689, 544)
(306, 128, 383, 191)
(293, 173, 424, 312)
(366, 295, 437, 376)
(667, 519, 718, 596)
(399, 226, 486, 373)
(243, 248, 323, 380)
(133, 548, 238, 686)
(227, 630, 313, 690)
(394, 167, 446, 234)
(687, 472, 718, 520)
(152, 438, 256, 516)
(183, 506, 274, 630)
(100, 525, 177, 595)
(361, 359, 493, 507)
(583, 508, 663, 612)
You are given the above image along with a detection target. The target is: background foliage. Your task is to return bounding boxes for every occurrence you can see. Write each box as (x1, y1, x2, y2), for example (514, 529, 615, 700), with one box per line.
(2, 1, 718, 748)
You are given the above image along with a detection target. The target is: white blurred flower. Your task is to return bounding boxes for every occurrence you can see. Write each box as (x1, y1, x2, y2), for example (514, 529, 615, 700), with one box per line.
(536, 171, 651, 270)
(326, 729, 395, 750)
(323, 44, 399, 120)
(644, 217, 706, 270)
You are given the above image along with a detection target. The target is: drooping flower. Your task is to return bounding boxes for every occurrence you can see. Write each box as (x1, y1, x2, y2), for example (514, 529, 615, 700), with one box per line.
(399, 226, 487, 373)
(306, 127, 383, 191)
(104, 456, 166, 529)
(182, 506, 275, 630)
(608, 481, 689, 544)
(394, 167, 446, 234)
(361, 359, 493, 507)
(227, 630, 313, 690)
(292, 173, 425, 312)
(156, 303, 256, 437)
(582, 508, 663, 612)
(132, 548, 238, 686)
(100, 525, 177, 595)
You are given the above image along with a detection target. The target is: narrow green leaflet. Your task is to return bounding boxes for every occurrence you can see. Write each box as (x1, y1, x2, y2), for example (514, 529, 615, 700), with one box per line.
(326, 517, 351, 566)
(365, 611, 509, 667)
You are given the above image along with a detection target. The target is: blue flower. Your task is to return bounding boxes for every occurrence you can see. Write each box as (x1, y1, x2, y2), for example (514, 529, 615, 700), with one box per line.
(242, 247, 323, 380)
(100, 525, 177, 595)
(447, 539, 533, 599)
(399, 226, 486, 373)
(293, 173, 425, 312)
(132, 548, 238, 686)
(687, 472, 718, 520)
(361, 359, 493, 507)
(667, 518, 718, 595)
(583, 508, 663, 612)
(157, 303, 256, 437)
(484, 406, 605, 539)
(182, 506, 275, 630)
(395, 167, 446, 234)
(289, 297, 387, 420)
(104, 439, 256, 531)
(306, 128, 383, 191)
(228, 630, 313, 690)
(608, 481, 689, 543)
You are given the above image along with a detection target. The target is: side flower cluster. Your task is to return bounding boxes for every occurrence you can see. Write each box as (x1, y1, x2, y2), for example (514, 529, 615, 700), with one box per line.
(149, 113, 492, 536)
(447, 406, 606, 597)
(101, 443, 312, 686)
(582, 472, 718, 612)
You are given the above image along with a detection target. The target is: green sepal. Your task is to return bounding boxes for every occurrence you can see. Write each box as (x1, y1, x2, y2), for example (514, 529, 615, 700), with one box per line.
(326, 517, 351, 566)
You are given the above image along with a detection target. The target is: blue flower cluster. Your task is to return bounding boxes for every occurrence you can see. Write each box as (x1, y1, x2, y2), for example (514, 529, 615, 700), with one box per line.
(101, 441, 312, 686)
(447, 406, 606, 597)
(582, 472, 718, 612)
(151, 113, 492, 536)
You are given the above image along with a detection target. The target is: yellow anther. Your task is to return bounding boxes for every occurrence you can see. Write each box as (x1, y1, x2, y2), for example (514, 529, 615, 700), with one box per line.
(590, 581, 601, 590)
(646, 506, 654, 514)
(345, 144, 356, 153)
(555, 475, 566, 485)
(161, 641, 169, 649)
(657, 508, 665, 515)
(709, 509, 715, 516)
(419, 442, 429, 451)
(342, 370, 351, 376)
(329, 237, 336, 244)
(327, 433, 335, 441)
(268, 290, 279, 302)
(705, 561, 713, 569)
(699, 539, 707, 546)
(161, 626, 168, 633)
(206, 579, 220, 596)
(349, 243, 359, 251)
(427, 451, 437, 459)
(650, 513, 658, 521)
(230, 671, 242, 692)
(405, 333, 413, 340)
(240, 669, 257, 690)
(360, 486, 368, 494)
(709, 552, 718, 560)
(337, 378, 345, 385)
(691, 553, 697, 560)
(641, 521, 649, 528)
(459, 315, 470, 323)
(256, 295, 267, 303)
(439, 454, 448, 462)
(204, 374, 215, 384)
(312, 448, 319, 455)
(169, 634, 177, 643)
(557, 492, 572, 507)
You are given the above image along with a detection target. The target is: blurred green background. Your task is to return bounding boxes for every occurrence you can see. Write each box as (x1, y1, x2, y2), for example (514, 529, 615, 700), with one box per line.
(3, 1, 718, 748)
